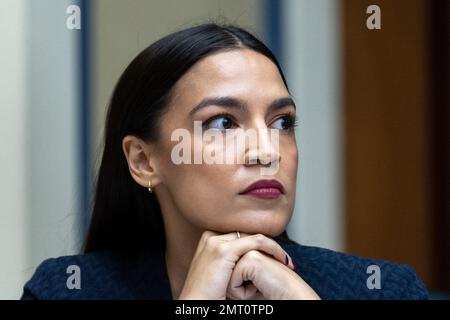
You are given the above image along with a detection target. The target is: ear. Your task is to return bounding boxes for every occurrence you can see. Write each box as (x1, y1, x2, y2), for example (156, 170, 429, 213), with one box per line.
(122, 135, 161, 189)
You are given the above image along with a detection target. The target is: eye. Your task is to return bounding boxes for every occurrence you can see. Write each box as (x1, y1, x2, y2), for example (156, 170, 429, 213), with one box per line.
(203, 114, 237, 131)
(271, 114, 298, 131)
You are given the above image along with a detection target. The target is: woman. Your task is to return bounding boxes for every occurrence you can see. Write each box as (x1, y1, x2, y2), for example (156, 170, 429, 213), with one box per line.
(22, 23, 428, 300)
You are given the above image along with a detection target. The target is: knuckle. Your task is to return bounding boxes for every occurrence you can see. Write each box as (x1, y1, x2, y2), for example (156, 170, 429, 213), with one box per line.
(243, 249, 262, 261)
(253, 233, 265, 244)
(201, 230, 214, 239)
(199, 231, 210, 244)
(204, 238, 227, 257)
(204, 236, 216, 249)
(214, 243, 228, 257)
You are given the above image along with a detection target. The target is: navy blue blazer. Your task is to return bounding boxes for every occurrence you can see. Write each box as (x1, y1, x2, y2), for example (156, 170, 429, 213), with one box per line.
(21, 241, 428, 300)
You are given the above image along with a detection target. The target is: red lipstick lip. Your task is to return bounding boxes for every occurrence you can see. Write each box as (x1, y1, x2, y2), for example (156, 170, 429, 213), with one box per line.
(239, 179, 285, 195)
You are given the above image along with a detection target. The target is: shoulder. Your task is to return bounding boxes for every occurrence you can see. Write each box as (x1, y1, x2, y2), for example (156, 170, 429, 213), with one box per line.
(281, 242, 429, 300)
(21, 248, 170, 300)
(22, 251, 126, 300)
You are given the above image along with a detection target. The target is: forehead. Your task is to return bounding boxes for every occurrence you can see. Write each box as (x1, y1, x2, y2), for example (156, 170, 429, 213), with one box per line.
(169, 49, 288, 109)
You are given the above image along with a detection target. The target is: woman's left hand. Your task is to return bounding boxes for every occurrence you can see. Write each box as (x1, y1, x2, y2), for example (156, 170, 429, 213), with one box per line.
(226, 249, 321, 300)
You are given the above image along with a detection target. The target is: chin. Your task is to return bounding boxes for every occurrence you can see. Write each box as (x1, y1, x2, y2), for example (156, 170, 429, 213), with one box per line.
(241, 225, 286, 238)
(218, 215, 289, 238)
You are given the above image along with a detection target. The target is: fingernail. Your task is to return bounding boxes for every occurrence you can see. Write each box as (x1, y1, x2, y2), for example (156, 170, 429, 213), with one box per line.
(285, 254, 294, 269)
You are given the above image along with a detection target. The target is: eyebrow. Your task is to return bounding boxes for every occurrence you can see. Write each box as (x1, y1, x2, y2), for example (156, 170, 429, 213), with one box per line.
(188, 96, 296, 117)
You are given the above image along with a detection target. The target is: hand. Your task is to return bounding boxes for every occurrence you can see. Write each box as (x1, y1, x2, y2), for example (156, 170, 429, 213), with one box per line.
(178, 231, 295, 300)
(226, 250, 321, 300)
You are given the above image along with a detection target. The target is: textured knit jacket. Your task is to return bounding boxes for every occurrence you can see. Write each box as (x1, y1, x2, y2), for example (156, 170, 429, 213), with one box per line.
(21, 241, 428, 300)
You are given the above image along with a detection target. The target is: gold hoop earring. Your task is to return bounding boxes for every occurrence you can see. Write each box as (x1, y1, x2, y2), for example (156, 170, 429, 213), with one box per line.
(148, 180, 153, 194)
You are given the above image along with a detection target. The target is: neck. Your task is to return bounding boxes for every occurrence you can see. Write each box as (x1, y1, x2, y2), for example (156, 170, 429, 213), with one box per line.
(164, 231, 199, 299)
(158, 194, 203, 299)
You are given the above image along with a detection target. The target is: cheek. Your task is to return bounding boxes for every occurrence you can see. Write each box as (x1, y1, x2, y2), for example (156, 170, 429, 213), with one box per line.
(162, 159, 239, 230)
(279, 136, 299, 179)
(280, 140, 298, 181)
(158, 129, 238, 228)
(279, 138, 298, 210)
(282, 136, 298, 163)
(173, 135, 241, 230)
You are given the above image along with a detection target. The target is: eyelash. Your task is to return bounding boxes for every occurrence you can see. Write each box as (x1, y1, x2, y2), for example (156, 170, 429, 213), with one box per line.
(202, 112, 238, 129)
(202, 112, 299, 132)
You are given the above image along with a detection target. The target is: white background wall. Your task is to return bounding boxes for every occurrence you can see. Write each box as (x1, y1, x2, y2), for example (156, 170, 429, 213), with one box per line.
(0, 0, 81, 299)
(284, 0, 344, 251)
(0, 0, 28, 300)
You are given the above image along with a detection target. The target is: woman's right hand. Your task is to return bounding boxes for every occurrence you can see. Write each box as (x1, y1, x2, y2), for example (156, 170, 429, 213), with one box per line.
(178, 230, 294, 300)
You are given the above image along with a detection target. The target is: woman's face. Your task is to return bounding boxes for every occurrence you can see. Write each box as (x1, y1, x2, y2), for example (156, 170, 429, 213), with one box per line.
(153, 48, 298, 237)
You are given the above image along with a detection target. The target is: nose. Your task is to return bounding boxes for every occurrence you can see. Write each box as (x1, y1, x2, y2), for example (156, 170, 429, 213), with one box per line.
(244, 126, 281, 168)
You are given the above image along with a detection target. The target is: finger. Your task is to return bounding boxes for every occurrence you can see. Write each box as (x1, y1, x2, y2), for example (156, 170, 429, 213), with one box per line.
(195, 231, 240, 254)
(195, 230, 218, 254)
(228, 283, 259, 300)
(197, 231, 294, 269)
(227, 252, 267, 300)
(227, 272, 259, 300)
(227, 234, 294, 269)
